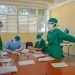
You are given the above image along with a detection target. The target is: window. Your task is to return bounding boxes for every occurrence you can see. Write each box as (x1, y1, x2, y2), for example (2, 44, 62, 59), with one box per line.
(7, 15, 17, 32)
(18, 16, 29, 33)
(38, 9, 45, 16)
(0, 5, 47, 33)
(0, 5, 17, 15)
(37, 17, 46, 32)
(29, 16, 37, 33)
(0, 15, 7, 32)
(19, 8, 36, 16)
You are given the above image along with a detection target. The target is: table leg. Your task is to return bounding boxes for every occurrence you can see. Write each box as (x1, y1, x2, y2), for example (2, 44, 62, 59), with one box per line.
(68, 46, 69, 56)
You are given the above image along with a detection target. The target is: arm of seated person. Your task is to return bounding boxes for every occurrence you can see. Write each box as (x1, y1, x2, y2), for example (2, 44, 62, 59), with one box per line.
(3, 49, 12, 53)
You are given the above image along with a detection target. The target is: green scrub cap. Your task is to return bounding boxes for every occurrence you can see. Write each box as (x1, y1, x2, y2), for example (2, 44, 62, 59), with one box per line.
(48, 18, 58, 24)
(15, 36, 20, 41)
(36, 34, 42, 39)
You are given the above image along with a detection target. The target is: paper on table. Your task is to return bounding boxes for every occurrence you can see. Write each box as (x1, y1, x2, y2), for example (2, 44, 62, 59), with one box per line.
(11, 51, 17, 54)
(33, 54, 45, 57)
(51, 62, 69, 67)
(33, 51, 42, 54)
(38, 56, 55, 61)
(19, 60, 35, 66)
(0, 66, 18, 74)
(1, 52, 8, 56)
(0, 58, 12, 63)
(21, 49, 29, 53)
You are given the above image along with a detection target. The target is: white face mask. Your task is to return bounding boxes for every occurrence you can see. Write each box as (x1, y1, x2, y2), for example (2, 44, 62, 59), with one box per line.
(13, 39, 18, 43)
(48, 24, 54, 31)
(37, 39, 41, 42)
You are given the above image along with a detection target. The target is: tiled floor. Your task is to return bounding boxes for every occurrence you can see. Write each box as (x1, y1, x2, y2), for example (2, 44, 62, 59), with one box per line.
(62, 53, 75, 66)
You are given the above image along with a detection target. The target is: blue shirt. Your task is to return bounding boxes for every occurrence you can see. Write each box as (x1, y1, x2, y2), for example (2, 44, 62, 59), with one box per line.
(4, 40, 24, 51)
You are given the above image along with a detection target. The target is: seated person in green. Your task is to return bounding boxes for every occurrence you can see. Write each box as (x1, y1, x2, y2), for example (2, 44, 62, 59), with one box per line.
(0, 21, 3, 51)
(4, 36, 24, 52)
(33, 33, 46, 53)
(0, 36, 3, 51)
(46, 18, 75, 60)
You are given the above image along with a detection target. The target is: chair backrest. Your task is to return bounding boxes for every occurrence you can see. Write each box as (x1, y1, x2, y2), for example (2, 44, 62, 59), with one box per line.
(26, 42, 33, 49)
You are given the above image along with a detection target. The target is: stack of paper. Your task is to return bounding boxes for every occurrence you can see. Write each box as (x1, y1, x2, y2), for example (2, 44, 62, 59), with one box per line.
(33, 54, 45, 57)
(19, 60, 35, 66)
(34, 51, 42, 54)
(0, 58, 12, 63)
(38, 57, 55, 61)
(1, 52, 8, 56)
(51, 62, 69, 67)
(0, 66, 18, 74)
(11, 51, 17, 54)
(21, 49, 29, 53)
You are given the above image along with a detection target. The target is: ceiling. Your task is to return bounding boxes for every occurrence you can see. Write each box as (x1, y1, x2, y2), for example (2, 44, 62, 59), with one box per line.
(12, 0, 67, 4)
(0, 0, 68, 8)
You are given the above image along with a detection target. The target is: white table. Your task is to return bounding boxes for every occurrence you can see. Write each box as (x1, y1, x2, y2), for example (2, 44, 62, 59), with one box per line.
(60, 42, 75, 56)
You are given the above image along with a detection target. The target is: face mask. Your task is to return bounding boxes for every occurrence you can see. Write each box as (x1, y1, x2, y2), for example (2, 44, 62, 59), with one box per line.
(13, 39, 18, 43)
(37, 39, 41, 42)
(48, 24, 54, 31)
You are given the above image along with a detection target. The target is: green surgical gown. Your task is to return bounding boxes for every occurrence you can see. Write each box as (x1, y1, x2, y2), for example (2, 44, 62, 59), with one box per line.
(47, 29, 75, 60)
(35, 39, 46, 53)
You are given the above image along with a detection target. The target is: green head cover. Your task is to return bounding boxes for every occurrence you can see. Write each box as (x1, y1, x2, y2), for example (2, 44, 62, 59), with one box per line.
(36, 34, 42, 39)
(48, 18, 58, 24)
(15, 36, 20, 41)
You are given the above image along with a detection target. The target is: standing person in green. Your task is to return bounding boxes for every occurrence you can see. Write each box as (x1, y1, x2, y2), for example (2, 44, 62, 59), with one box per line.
(33, 33, 46, 53)
(47, 18, 75, 60)
(0, 21, 3, 51)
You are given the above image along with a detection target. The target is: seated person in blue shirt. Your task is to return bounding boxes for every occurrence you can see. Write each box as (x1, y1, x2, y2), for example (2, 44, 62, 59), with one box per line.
(4, 36, 24, 52)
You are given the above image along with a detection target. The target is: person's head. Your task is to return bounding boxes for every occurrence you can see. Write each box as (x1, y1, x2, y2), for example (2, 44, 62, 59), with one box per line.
(38, 32, 43, 36)
(14, 36, 20, 42)
(48, 18, 58, 31)
(36, 34, 42, 42)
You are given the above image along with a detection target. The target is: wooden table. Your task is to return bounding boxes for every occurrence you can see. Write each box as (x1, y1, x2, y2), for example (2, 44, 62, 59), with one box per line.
(1, 52, 75, 75)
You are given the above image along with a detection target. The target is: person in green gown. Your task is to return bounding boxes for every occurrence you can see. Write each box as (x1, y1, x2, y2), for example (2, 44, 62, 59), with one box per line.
(0, 21, 3, 51)
(46, 18, 75, 60)
(34, 33, 46, 53)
